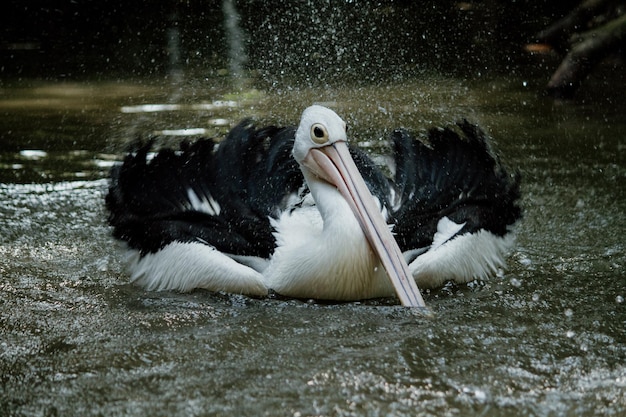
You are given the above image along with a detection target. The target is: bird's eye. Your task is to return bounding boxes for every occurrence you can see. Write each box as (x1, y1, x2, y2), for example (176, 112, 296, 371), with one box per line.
(310, 123, 329, 144)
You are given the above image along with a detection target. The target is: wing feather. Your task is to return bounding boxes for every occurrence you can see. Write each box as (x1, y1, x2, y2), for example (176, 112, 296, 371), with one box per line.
(106, 121, 303, 259)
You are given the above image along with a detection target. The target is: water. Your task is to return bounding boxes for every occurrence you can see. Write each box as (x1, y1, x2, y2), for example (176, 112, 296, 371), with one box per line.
(1, 71, 625, 416)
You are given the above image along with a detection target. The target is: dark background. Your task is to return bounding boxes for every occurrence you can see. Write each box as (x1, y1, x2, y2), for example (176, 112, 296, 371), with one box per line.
(1, 1, 574, 83)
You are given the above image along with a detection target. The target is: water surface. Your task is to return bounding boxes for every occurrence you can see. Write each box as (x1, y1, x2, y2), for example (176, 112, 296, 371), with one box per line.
(1, 74, 625, 416)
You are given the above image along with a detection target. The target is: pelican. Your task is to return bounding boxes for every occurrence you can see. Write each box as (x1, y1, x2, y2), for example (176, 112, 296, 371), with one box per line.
(106, 105, 521, 307)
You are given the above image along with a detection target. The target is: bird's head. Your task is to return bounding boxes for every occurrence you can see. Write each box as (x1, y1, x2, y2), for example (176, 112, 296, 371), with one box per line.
(292, 104, 347, 166)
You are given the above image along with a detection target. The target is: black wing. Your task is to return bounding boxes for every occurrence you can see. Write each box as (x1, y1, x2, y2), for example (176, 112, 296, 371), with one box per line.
(106, 120, 302, 258)
(387, 120, 522, 252)
(107, 119, 520, 260)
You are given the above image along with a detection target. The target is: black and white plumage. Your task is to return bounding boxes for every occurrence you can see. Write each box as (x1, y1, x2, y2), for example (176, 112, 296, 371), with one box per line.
(106, 105, 521, 306)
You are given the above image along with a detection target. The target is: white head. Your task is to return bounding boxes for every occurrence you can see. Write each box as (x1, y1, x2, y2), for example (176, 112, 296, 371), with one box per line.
(292, 105, 347, 164)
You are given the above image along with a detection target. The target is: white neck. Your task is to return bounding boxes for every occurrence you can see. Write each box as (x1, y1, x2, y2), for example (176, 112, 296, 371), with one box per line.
(263, 169, 393, 300)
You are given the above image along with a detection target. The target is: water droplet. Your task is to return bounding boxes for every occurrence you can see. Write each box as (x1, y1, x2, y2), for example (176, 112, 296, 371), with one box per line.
(616, 295, 624, 304)
(475, 389, 487, 402)
(566, 330, 575, 338)
(510, 277, 521, 288)
(564, 308, 573, 318)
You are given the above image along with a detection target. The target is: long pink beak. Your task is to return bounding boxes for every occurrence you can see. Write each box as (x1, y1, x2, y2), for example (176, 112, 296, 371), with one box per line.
(305, 141, 426, 307)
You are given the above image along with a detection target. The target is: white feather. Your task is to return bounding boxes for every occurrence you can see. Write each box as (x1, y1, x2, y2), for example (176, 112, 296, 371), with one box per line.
(409, 228, 516, 288)
(186, 188, 221, 216)
(264, 180, 394, 300)
(431, 216, 466, 249)
(125, 242, 267, 295)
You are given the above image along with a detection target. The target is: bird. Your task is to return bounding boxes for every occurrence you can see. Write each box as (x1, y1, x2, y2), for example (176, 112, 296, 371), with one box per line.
(106, 105, 521, 307)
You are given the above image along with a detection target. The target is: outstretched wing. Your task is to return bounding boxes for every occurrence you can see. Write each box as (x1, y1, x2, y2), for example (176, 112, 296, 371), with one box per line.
(106, 121, 302, 260)
(387, 120, 521, 261)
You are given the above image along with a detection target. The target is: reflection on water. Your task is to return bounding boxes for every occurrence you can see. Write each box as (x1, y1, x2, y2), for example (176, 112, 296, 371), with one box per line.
(0, 149, 116, 183)
(1, 74, 625, 416)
